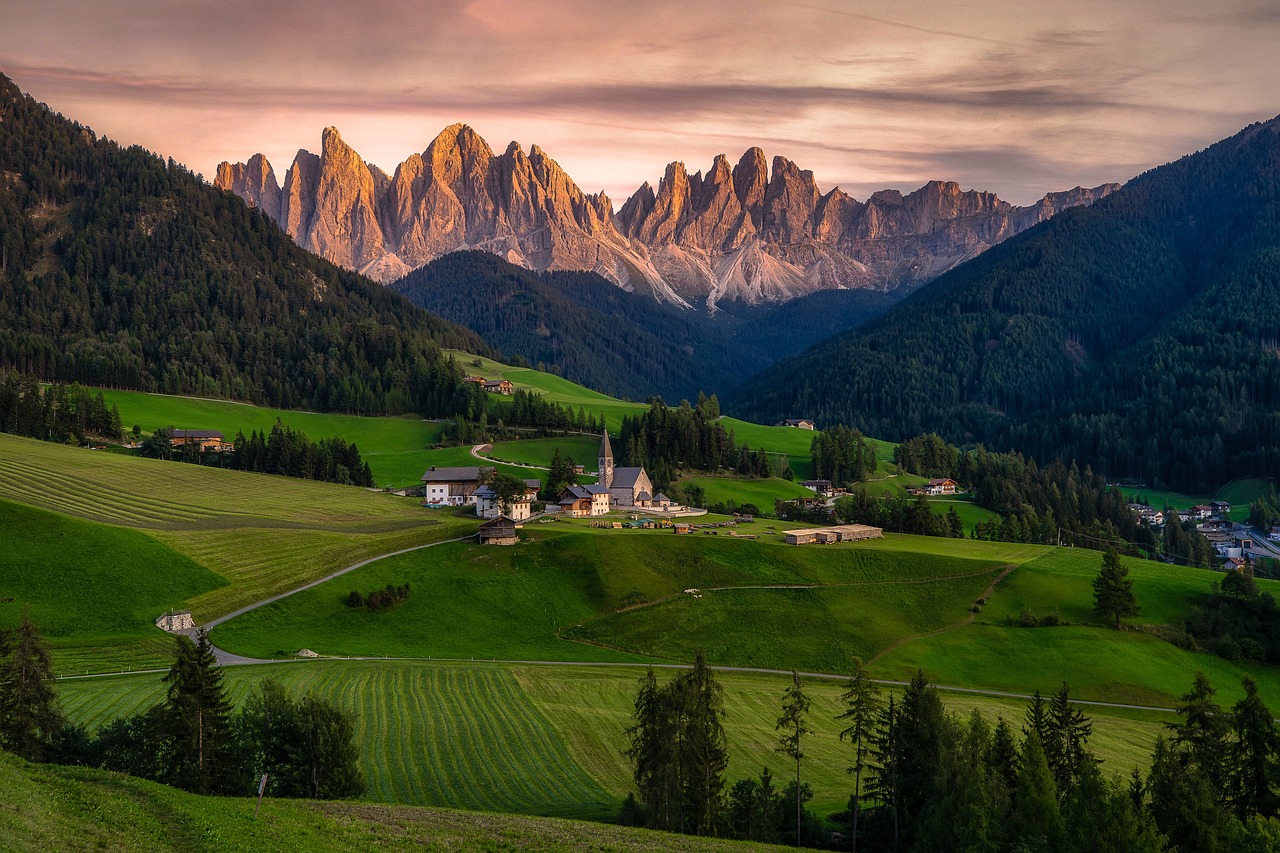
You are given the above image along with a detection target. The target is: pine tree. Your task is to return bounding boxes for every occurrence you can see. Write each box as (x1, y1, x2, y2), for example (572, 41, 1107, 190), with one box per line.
(673, 651, 728, 835)
(1227, 675, 1279, 819)
(1093, 548, 1139, 628)
(775, 671, 812, 847)
(1048, 682, 1095, 795)
(161, 629, 234, 793)
(0, 609, 64, 761)
(1010, 730, 1064, 850)
(624, 667, 670, 828)
(1169, 672, 1229, 798)
(836, 657, 881, 853)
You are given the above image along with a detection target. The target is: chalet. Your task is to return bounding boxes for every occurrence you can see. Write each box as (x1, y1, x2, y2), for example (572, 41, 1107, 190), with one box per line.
(558, 484, 611, 517)
(473, 485, 532, 521)
(464, 375, 486, 385)
(483, 379, 514, 395)
(170, 429, 230, 451)
(1223, 556, 1247, 572)
(784, 524, 883, 545)
(777, 419, 815, 430)
(801, 479, 834, 496)
(1210, 501, 1232, 518)
(923, 478, 958, 496)
(421, 466, 493, 507)
(1189, 505, 1214, 520)
(478, 516, 519, 545)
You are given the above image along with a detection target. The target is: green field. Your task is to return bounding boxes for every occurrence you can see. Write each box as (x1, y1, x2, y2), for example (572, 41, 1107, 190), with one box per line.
(0, 746, 792, 853)
(1120, 476, 1273, 523)
(681, 474, 814, 509)
(0, 500, 225, 673)
(57, 660, 1177, 821)
(0, 433, 476, 643)
(487, 435, 602, 471)
(98, 388, 445, 488)
(926, 498, 1002, 534)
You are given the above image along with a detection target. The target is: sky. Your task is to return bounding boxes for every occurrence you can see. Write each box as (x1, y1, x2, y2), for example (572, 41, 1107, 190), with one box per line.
(2, 0, 1278, 206)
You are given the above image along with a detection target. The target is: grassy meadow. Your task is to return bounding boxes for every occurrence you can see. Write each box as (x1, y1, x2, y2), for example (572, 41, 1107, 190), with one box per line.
(57, 659, 1178, 821)
(0, 433, 477, 644)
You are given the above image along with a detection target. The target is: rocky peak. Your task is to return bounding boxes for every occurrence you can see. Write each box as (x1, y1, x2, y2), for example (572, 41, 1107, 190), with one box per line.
(214, 153, 281, 222)
(762, 156, 819, 239)
(732, 147, 769, 223)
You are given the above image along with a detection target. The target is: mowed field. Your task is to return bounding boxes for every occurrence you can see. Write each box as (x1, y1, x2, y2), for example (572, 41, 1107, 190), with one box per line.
(57, 659, 1176, 820)
(0, 434, 477, 660)
(97, 388, 445, 488)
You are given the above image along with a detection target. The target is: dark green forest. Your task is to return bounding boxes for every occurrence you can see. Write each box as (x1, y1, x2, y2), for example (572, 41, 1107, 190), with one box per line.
(390, 250, 900, 402)
(732, 116, 1280, 493)
(0, 73, 487, 417)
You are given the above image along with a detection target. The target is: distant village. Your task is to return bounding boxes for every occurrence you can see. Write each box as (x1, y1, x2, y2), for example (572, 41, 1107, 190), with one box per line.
(1127, 499, 1280, 571)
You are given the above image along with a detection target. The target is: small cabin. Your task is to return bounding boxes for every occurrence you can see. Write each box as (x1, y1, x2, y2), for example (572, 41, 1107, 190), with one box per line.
(777, 418, 815, 430)
(483, 379, 515, 395)
(478, 516, 519, 545)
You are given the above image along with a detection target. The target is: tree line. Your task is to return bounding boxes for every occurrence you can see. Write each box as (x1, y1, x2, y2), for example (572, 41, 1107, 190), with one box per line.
(810, 425, 876, 487)
(139, 421, 375, 487)
(0, 617, 363, 801)
(624, 654, 1280, 850)
(0, 371, 123, 444)
(619, 396, 785, 493)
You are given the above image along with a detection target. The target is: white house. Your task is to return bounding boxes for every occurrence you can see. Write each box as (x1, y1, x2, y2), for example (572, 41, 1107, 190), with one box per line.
(421, 466, 492, 507)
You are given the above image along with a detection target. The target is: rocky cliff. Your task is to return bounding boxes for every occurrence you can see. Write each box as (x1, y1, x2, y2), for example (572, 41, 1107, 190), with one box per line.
(216, 127, 1118, 310)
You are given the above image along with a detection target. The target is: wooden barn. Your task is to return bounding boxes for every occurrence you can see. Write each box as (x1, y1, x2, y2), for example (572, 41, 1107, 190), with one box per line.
(478, 516, 519, 545)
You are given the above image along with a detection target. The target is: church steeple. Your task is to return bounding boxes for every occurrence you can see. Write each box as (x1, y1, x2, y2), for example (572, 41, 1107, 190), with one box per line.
(599, 431, 614, 490)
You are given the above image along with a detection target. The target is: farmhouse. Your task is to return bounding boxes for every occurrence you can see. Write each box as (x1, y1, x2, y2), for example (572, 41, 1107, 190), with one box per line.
(464, 375, 486, 385)
(801, 479, 834, 496)
(421, 466, 493, 507)
(473, 485, 532, 521)
(784, 524, 883, 545)
(558, 484, 611, 517)
(478, 516, 519, 545)
(169, 429, 229, 451)
(923, 478, 958, 496)
(483, 379, 514, 395)
(777, 418, 815, 430)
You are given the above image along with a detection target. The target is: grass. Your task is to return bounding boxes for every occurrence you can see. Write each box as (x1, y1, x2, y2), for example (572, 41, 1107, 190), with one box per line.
(209, 527, 1040, 668)
(487, 435, 602, 470)
(98, 388, 444, 489)
(59, 659, 1180, 821)
(0, 433, 477, 632)
(0, 748, 792, 852)
(926, 498, 1002, 534)
(1120, 477, 1273, 523)
(0, 499, 226, 672)
(680, 474, 814, 509)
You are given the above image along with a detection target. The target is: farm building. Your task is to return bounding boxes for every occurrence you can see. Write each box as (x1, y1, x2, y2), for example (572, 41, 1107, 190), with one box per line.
(923, 478, 958, 496)
(801, 479, 834, 496)
(483, 379, 514, 395)
(155, 610, 195, 632)
(478, 516, 519, 545)
(784, 524, 883, 545)
(421, 466, 493, 507)
(674, 522, 692, 534)
(473, 485, 532, 521)
(558, 484, 611, 517)
(170, 429, 230, 451)
(777, 418, 815, 430)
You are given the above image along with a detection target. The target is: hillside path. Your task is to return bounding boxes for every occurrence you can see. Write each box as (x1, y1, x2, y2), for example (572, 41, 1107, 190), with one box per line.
(181, 535, 471, 664)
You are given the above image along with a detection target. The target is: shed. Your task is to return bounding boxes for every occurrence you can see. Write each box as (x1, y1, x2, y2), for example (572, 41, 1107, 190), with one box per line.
(478, 515, 519, 545)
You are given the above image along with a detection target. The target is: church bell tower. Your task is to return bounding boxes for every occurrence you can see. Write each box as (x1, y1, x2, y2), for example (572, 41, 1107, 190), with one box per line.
(599, 431, 614, 490)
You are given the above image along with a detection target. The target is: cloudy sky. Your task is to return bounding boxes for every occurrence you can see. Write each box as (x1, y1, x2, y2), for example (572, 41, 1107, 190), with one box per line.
(2, 0, 1278, 205)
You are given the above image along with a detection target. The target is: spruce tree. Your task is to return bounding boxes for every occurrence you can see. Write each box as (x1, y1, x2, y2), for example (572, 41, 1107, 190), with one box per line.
(1169, 672, 1229, 798)
(0, 609, 63, 761)
(836, 657, 881, 853)
(1010, 730, 1064, 850)
(161, 629, 234, 793)
(1093, 548, 1139, 628)
(1227, 675, 1280, 819)
(673, 651, 728, 835)
(775, 671, 812, 847)
(1048, 682, 1095, 795)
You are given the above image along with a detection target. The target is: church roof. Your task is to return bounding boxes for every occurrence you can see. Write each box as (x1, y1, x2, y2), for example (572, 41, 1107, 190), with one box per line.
(599, 431, 613, 459)
(611, 467, 648, 489)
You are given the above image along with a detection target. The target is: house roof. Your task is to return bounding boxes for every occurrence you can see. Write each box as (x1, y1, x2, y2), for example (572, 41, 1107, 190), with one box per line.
(172, 429, 224, 440)
(801, 480, 832, 487)
(927, 478, 956, 486)
(473, 485, 497, 499)
(611, 467, 648, 489)
(653, 493, 671, 503)
(636, 491, 653, 502)
(780, 418, 813, 426)
(584, 485, 611, 495)
(524, 479, 541, 490)
(600, 431, 613, 460)
(421, 466, 490, 483)
(560, 485, 591, 500)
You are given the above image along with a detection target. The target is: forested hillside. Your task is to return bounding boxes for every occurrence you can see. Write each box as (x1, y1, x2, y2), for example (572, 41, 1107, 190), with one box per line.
(733, 116, 1280, 493)
(0, 74, 488, 415)
(392, 250, 900, 401)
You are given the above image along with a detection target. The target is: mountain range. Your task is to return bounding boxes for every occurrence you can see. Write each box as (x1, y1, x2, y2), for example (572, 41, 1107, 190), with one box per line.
(216, 126, 1117, 310)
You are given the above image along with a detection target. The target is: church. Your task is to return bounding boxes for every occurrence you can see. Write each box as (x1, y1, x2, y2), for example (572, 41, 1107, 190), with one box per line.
(598, 432, 654, 507)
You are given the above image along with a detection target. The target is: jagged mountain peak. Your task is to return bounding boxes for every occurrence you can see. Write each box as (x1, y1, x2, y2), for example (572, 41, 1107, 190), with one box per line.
(215, 125, 1119, 309)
